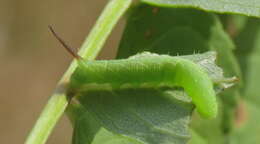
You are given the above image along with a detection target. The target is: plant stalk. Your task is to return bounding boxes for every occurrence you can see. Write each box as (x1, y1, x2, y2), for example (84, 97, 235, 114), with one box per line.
(25, 0, 132, 144)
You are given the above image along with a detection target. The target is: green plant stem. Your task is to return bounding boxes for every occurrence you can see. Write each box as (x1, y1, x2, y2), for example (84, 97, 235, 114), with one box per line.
(25, 0, 132, 144)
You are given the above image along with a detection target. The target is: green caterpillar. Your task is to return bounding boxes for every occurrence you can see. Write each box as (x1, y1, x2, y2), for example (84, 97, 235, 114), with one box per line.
(49, 26, 217, 119)
(70, 53, 217, 119)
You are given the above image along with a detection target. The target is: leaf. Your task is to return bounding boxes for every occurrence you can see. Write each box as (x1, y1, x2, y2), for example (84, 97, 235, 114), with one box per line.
(119, 1, 239, 128)
(117, 4, 240, 142)
(117, 6, 219, 58)
(141, 0, 260, 17)
(67, 103, 142, 144)
(77, 89, 193, 144)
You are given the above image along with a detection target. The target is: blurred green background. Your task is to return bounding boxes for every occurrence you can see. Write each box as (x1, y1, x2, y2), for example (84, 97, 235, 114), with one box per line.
(0, 0, 124, 143)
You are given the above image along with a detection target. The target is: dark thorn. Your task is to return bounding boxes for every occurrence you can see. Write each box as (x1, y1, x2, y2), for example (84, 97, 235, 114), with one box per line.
(48, 25, 82, 59)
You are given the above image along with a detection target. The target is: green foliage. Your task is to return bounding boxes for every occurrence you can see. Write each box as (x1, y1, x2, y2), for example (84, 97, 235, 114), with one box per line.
(26, 0, 260, 144)
(69, 2, 259, 144)
(118, 6, 240, 143)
